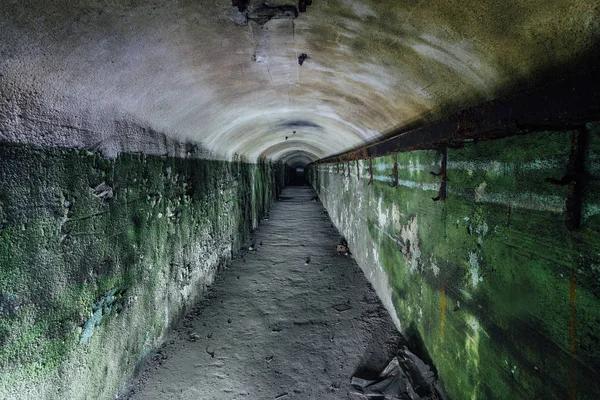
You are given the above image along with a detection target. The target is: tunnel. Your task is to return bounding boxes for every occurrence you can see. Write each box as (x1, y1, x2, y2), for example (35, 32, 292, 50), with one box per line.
(1, 1, 599, 399)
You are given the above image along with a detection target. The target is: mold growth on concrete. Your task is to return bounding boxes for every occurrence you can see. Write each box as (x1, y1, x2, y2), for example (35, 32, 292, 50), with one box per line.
(0, 142, 286, 399)
(309, 126, 600, 400)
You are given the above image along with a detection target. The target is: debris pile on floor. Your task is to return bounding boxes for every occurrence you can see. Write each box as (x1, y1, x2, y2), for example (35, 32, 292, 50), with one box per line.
(298, 53, 309, 65)
(350, 346, 445, 400)
(337, 237, 351, 256)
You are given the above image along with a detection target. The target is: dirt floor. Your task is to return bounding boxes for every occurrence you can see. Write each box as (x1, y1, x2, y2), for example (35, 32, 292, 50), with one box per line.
(121, 186, 405, 399)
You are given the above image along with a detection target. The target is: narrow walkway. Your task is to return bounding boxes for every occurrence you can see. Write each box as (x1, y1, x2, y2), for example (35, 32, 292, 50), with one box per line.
(123, 186, 402, 400)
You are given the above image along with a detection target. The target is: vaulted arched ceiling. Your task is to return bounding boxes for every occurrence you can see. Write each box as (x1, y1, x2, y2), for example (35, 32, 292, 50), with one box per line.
(1, 0, 598, 166)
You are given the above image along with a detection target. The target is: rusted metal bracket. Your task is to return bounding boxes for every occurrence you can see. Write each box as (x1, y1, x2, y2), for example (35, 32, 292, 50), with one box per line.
(309, 71, 600, 166)
(432, 147, 448, 201)
(546, 128, 587, 231)
(368, 159, 374, 185)
(388, 155, 399, 188)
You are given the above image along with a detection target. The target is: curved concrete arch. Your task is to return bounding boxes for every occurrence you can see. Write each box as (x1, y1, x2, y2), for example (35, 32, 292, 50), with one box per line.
(259, 141, 325, 162)
(279, 151, 317, 167)
(0, 0, 597, 163)
(205, 109, 373, 162)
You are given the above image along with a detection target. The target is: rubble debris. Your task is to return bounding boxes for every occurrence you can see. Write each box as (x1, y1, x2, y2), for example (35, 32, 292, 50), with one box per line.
(304, 256, 311, 265)
(298, 53, 308, 65)
(350, 346, 444, 400)
(188, 332, 200, 342)
(337, 238, 351, 256)
(205, 346, 215, 358)
(153, 350, 168, 364)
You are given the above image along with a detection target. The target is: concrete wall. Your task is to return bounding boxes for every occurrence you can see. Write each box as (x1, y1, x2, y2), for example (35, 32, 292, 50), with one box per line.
(308, 124, 600, 399)
(0, 142, 286, 399)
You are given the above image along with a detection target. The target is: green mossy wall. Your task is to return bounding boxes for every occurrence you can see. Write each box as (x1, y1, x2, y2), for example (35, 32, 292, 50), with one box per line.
(309, 123, 600, 399)
(0, 143, 285, 399)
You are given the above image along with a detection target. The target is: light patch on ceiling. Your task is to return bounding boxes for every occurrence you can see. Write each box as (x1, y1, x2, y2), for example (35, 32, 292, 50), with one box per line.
(411, 36, 497, 93)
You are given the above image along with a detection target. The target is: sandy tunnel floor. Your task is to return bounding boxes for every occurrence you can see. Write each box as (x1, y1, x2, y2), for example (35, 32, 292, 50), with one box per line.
(122, 186, 403, 400)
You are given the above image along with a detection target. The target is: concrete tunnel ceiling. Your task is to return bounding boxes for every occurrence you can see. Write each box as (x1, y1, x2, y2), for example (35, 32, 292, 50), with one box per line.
(0, 0, 598, 165)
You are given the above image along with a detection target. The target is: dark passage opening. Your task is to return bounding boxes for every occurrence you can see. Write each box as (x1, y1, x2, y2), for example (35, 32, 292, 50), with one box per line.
(289, 166, 306, 185)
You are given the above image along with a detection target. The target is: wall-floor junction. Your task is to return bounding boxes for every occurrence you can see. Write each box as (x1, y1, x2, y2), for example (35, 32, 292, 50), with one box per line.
(309, 124, 600, 399)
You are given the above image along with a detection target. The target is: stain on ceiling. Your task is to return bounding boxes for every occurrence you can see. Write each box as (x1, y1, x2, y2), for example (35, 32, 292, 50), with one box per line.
(0, 0, 598, 165)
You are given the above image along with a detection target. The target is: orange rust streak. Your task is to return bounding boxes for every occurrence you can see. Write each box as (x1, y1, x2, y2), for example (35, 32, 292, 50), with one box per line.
(440, 282, 446, 342)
